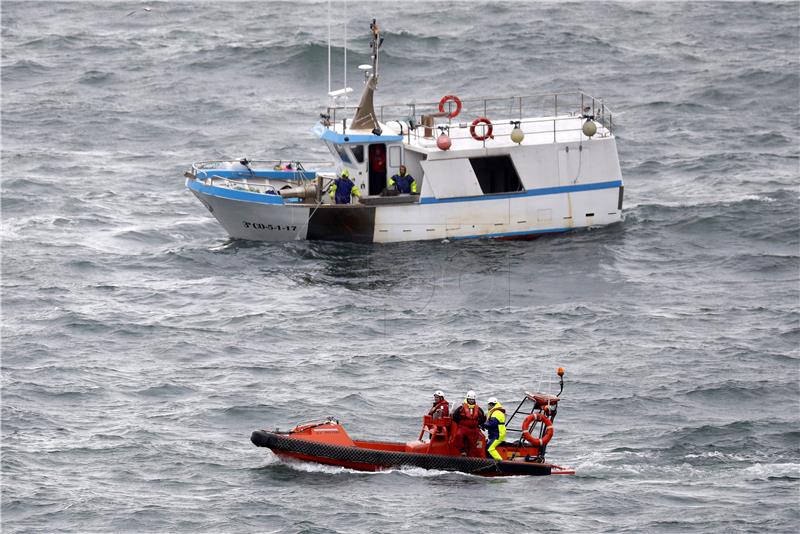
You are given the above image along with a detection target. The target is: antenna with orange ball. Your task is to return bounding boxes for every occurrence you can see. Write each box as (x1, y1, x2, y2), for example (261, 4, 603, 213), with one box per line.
(556, 367, 565, 397)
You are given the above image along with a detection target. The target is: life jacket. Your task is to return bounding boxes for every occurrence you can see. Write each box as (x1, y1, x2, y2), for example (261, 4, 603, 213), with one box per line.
(459, 401, 480, 428)
(429, 399, 449, 418)
(334, 177, 356, 204)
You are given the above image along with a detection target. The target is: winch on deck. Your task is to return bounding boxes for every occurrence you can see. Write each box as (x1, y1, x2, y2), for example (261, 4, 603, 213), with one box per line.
(278, 180, 321, 202)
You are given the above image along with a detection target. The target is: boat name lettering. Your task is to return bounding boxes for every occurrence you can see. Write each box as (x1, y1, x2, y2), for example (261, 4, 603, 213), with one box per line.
(242, 221, 298, 231)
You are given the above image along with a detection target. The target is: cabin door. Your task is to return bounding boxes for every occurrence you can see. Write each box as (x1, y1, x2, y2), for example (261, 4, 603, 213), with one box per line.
(368, 143, 387, 196)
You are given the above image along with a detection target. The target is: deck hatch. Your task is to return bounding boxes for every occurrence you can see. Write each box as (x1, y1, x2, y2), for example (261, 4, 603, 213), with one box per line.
(468, 155, 524, 195)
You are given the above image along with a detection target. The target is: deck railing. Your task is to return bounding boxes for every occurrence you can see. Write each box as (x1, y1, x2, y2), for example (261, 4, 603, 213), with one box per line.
(324, 90, 614, 142)
(191, 159, 330, 174)
(188, 160, 331, 193)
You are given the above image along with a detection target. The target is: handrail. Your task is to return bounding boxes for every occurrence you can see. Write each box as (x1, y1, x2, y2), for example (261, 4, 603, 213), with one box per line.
(325, 90, 615, 133)
(188, 160, 326, 191)
(405, 114, 611, 144)
(197, 174, 337, 198)
(191, 159, 331, 171)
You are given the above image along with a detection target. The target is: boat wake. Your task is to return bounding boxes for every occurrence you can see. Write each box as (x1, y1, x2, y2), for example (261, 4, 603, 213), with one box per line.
(276, 458, 483, 479)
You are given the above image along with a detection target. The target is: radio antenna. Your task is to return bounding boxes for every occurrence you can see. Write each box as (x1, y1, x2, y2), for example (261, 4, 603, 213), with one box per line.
(327, 0, 331, 95)
(343, 0, 347, 107)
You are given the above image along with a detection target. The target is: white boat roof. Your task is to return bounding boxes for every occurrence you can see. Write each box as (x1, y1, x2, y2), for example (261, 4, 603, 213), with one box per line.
(318, 113, 611, 155)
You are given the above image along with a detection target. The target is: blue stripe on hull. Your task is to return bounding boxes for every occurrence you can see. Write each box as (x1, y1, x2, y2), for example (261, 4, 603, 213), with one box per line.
(187, 179, 285, 205)
(420, 180, 623, 205)
(449, 227, 574, 240)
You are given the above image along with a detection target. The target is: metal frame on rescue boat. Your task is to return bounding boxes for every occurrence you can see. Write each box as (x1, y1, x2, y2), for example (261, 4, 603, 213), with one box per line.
(503, 367, 566, 461)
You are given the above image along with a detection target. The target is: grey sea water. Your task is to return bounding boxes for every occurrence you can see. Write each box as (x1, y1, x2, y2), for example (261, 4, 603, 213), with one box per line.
(2, 1, 799, 532)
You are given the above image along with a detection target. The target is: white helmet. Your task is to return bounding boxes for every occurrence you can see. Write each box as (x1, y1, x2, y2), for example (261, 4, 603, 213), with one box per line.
(434, 390, 444, 398)
(466, 390, 476, 401)
(487, 396, 498, 405)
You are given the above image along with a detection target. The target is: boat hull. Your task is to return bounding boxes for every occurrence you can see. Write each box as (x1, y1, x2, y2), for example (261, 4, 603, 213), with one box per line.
(251, 430, 553, 477)
(188, 182, 312, 241)
(188, 177, 622, 244)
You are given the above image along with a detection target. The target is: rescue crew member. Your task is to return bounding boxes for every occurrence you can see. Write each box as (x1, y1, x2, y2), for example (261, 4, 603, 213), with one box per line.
(483, 396, 507, 461)
(451, 390, 486, 456)
(388, 165, 417, 194)
(428, 390, 449, 420)
(329, 169, 361, 204)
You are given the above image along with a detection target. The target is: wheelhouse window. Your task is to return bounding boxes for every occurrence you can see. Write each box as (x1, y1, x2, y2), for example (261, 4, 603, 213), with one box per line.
(469, 155, 523, 194)
(326, 141, 351, 164)
(350, 144, 364, 163)
(388, 145, 402, 167)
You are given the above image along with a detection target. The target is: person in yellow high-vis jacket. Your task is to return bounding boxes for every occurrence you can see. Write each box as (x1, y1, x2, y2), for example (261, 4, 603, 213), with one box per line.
(329, 169, 361, 204)
(483, 397, 506, 461)
(388, 165, 417, 194)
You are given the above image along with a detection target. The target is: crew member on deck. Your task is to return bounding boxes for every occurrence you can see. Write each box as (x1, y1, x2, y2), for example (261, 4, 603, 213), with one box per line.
(451, 390, 486, 456)
(329, 169, 361, 204)
(483, 396, 507, 461)
(428, 390, 450, 420)
(388, 165, 417, 194)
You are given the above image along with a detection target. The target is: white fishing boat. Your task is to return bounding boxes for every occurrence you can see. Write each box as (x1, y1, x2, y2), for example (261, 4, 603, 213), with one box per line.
(185, 19, 624, 243)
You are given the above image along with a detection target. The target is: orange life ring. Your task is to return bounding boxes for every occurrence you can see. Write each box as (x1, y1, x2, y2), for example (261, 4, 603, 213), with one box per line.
(521, 413, 554, 447)
(438, 95, 462, 119)
(469, 117, 493, 141)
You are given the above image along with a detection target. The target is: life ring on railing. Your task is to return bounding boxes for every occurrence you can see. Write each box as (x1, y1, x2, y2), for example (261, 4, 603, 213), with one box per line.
(438, 95, 462, 119)
(469, 117, 493, 141)
(521, 412, 554, 447)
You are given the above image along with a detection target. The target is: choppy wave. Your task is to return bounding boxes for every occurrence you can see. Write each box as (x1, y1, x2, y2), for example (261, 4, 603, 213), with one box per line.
(2, 1, 799, 533)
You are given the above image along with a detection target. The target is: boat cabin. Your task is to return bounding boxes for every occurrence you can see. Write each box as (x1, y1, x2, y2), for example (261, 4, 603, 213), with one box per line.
(315, 92, 618, 210)
(313, 122, 409, 198)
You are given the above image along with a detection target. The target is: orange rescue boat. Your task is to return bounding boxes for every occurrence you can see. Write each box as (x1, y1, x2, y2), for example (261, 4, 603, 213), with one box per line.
(251, 369, 575, 477)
